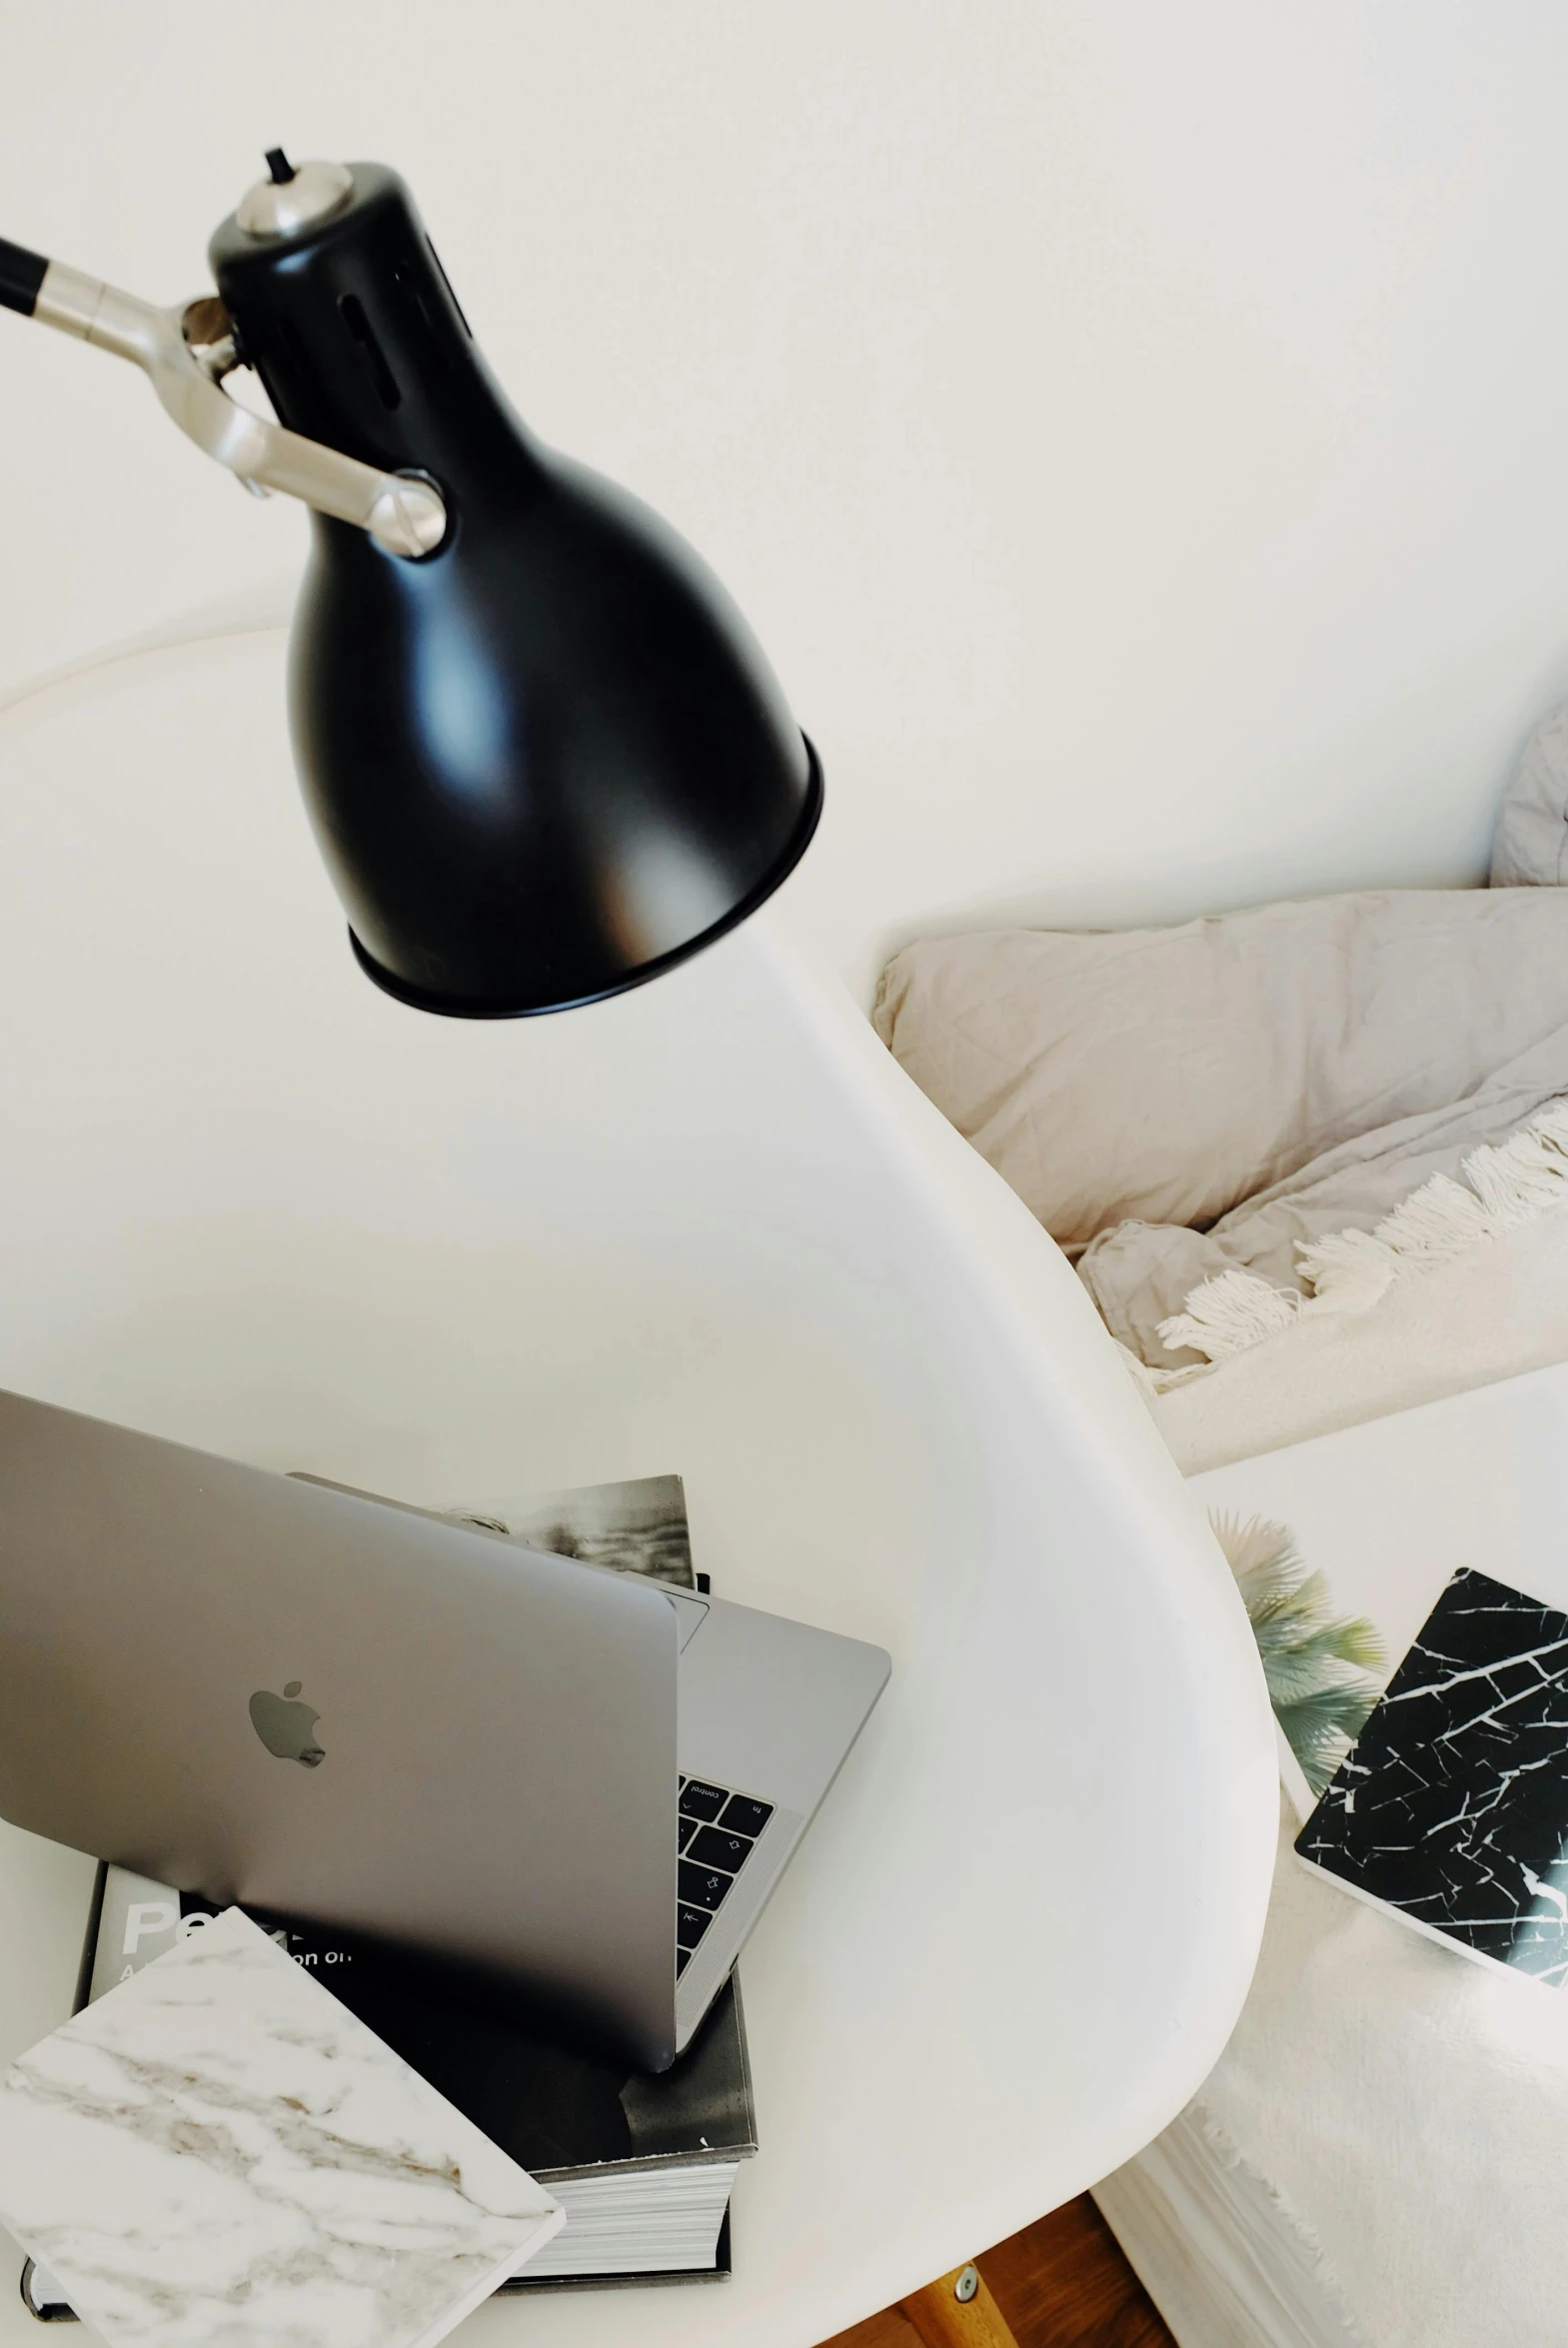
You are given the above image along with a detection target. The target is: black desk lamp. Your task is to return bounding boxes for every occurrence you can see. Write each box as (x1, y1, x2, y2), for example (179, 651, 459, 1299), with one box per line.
(0, 152, 820, 1017)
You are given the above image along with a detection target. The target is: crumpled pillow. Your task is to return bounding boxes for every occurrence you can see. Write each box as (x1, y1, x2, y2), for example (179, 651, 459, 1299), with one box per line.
(872, 890, 1568, 1261)
(1492, 699, 1568, 886)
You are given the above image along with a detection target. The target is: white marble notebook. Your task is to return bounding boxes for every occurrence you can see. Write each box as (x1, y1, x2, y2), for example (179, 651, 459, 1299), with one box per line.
(0, 1906, 564, 2348)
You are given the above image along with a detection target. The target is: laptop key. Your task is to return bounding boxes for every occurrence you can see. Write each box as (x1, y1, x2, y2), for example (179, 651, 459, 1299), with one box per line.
(677, 1903, 713, 1949)
(679, 1816, 699, 1852)
(677, 1947, 692, 1976)
(720, 1794, 774, 1837)
(689, 1825, 754, 1873)
(680, 1860, 733, 1912)
(679, 1779, 728, 1822)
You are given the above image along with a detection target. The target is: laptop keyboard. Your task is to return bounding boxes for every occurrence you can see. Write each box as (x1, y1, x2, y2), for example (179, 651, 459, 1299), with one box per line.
(676, 1775, 774, 1975)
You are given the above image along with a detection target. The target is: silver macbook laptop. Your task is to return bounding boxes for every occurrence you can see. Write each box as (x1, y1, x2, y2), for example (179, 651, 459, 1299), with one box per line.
(0, 1387, 889, 2070)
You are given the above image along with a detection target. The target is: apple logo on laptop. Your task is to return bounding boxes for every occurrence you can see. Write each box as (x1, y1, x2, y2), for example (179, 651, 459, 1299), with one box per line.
(249, 1681, 326, 1768)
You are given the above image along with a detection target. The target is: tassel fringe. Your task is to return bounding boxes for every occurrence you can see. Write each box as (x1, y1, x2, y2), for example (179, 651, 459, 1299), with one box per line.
(1154, 1095, 1568, 1372)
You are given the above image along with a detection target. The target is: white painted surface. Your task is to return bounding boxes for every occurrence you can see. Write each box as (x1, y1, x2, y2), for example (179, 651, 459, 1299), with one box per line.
(4, 6, 1568, 991)
(0, 635, 1276, 2339)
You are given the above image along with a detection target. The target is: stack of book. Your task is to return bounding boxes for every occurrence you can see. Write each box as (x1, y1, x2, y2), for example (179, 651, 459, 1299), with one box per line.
(23, 1471, 757, 2319)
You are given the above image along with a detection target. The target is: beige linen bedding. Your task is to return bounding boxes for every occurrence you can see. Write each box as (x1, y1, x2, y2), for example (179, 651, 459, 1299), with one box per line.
(873, 889, 1568, 1369)
(1492, 696, 1568, 886)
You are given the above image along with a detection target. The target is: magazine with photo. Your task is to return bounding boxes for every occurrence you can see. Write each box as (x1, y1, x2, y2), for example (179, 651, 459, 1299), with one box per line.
(448, 1472, 696, 1590)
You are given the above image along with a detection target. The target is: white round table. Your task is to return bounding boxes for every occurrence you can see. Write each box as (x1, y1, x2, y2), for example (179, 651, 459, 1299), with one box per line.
(0, 633, 1274, 2344)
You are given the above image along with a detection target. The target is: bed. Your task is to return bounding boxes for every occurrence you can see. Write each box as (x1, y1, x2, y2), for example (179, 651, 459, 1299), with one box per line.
(874, 697, 1568, 2348)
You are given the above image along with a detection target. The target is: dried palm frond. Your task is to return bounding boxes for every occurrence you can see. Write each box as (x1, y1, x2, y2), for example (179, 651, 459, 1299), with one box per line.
(1210, 1511, 1384, 1796)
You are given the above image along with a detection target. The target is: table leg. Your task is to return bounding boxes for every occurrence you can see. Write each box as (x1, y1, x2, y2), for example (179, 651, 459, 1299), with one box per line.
(899, 2261, 1019, 2348)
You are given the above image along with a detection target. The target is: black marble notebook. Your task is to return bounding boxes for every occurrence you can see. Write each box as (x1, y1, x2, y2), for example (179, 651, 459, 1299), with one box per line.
(1296, 1565, 1568, 1983)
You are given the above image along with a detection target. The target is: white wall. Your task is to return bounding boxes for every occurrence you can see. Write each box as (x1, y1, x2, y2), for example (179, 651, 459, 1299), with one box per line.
(4, 2, 1568, 989)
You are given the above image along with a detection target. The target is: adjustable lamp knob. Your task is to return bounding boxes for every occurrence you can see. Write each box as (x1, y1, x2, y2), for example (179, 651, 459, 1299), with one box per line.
(235, 150, 354, 241)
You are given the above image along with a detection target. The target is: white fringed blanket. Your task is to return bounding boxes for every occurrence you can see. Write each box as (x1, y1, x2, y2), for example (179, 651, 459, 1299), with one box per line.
(1146, 1163, 1568, 1475)
(1156, 1097, 1568, 1371)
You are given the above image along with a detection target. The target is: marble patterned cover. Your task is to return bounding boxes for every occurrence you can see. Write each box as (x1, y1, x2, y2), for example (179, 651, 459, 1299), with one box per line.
(0, 1905, 564, 2348)
(1297, 1564, 1568, 1983)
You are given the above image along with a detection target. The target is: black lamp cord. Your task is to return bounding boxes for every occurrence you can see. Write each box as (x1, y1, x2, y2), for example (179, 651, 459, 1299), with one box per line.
(0, 236, 49, 319)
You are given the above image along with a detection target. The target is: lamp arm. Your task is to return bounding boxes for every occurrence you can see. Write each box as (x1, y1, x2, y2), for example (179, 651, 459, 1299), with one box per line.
(0, 235, 445, 560)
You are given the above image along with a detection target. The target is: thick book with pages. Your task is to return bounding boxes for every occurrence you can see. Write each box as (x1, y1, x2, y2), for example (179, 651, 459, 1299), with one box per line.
(23, 1471, 757, 2318)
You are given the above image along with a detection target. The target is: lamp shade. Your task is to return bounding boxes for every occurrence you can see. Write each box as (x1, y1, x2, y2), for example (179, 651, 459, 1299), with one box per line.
(209, 164, 820, 1017)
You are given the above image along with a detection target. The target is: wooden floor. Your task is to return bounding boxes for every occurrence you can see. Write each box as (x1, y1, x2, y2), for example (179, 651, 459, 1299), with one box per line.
(821, 2194, 1175, 2348)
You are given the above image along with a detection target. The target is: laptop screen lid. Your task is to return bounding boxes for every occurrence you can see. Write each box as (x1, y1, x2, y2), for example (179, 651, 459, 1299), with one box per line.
(0, 1387, 683, 2068)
